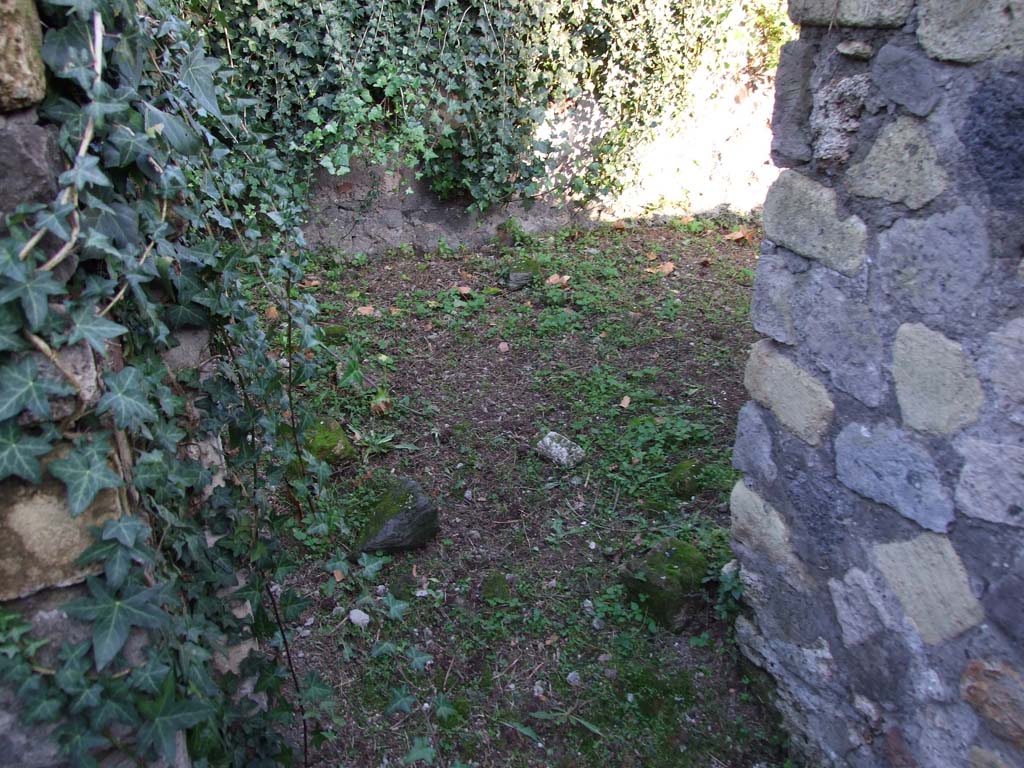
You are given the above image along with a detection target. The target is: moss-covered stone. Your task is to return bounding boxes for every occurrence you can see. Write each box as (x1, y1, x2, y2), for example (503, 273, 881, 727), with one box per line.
(666, 459, 701, 499)
(356, 478, 439, 553)
(320, 324, 349, 344)
(481, 571, 511, 600)
(306, 418, 356, 463)
(620, 538, 708, 628)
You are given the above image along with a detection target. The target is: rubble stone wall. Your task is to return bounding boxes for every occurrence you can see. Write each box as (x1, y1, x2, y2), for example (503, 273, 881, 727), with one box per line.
(732, 2, 1024, 766)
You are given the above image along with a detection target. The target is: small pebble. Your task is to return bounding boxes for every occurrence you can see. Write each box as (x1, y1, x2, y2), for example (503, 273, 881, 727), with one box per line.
(566, 671, 582, 687)
(582, 599, 595, 615)
(592, 617, 606, 631)
(348, 608, 371, 628)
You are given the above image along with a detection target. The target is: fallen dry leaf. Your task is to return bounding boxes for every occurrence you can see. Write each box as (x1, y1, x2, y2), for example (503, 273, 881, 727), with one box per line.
(545, 274, 571, 286)
(389, 306, 401, 316)
(645, 251, 659, 261)
(498, 341, 510, 353)
(612, 220, 626, 230)
(355, 305, 376, 316)
(619, 395, 631, 408)
(723, 227, 754, 242)
(264, 305, 280, 322)
(298, 278, 322, 288)
(645, 261, 676, 276)
(457, 285, 472, 296)
(333, 569, 344, 582)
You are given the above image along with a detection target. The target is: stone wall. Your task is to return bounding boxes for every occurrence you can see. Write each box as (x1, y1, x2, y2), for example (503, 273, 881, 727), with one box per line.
(303, 6, 785, 256)
(732, 2, 1024, 767)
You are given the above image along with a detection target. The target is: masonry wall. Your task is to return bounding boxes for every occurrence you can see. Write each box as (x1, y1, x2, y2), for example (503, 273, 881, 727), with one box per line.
(732, 2, 1024, 766)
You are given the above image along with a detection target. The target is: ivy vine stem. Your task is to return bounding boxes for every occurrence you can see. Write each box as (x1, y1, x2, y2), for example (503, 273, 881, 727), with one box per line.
(265, 581, 310, 768)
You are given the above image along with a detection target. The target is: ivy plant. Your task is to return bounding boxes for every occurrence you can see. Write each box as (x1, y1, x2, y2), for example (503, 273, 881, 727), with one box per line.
(0, 0, 336, 764)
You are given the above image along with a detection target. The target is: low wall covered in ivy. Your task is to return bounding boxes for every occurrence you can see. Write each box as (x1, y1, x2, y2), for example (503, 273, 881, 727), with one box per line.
(733, 2, 1024, 766)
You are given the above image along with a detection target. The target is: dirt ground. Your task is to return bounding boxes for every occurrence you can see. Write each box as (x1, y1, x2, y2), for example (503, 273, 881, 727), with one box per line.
(275, 217, 795, 768)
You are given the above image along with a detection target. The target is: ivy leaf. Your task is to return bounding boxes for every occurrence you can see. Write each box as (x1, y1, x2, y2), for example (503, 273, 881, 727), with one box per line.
(98, 367, 157, 430)
(385, 686, 416, 716)
(103, 545, 133, 588)
(66, 579, 167, 670)
(402, 737, 436, 766)
(102, 515, 151, 548)
(129, 655, 170, 694)
(68, 305, 128, 355)
(92, 687, 140, 730)
(0, 419, 52, 483)
(48, 438, 123, 517)
(137, 676, 214, 762)
(0, 262, 65, 330)
(179, 45, 223, 119)
(0, 357, 71, 421)
(33, 201, 75, 241)
(60, 155, 111, 190)
(434, 694, 458, 722)
(405, 645, 433, 672)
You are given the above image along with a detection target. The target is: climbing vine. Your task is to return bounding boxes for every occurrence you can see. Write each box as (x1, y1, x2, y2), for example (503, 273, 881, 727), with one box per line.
(0, 0, 335, 763)
(185, 0, 734, 210)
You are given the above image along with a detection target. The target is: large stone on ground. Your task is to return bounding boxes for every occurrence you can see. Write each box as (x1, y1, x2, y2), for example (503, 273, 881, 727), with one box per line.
(835, 422, 953, 532)
(917, 0, 1024, 63)
(871, 44, 941, 117)
(730, 480, 807, 586)
(305, 417, 356, 464)
(0, 447, 127, 600)
(744, 340, 834, 446)
(846, 118, 948, 209)
(0, 0, 45, 111)
(960, 659, 1024, 748)
(536, 431, 585, 468)
(356, 478, 439, 553)
(877, 206, 991, 328)
(955, 439, 1024, 528)
(620, 537, 707, 628)
(873, 533, 984, 645)
(787, 0, 913, 27)
(893, 323, 982, 435)
(763, 171, 867, 275)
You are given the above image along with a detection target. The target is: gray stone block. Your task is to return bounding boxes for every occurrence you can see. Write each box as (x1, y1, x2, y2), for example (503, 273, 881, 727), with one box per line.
(733, 402, 778, 484)
(877, 206, 991, 328)
(955, 439, 1024, 528)
(893, 323, 983, 435)
(871, 43, 941, 117)
(960, 68, 1024, 210)
(810, 74, 872, 164)
(835, 422, 954, 532)
(917, 0, 1024, 63)
(788, 0, 914, 27)
(771, 40, 815, 165)
(0, 0, 46, 111)
(846, 117, 948, 209)
(984, 317, 1024, 426)
(793, 269, 884, 407)
(751, 250, 798, 344)
(873, 533, 985, 645)
(763, 171, 867, 276)
(0, 110, 60, 219)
